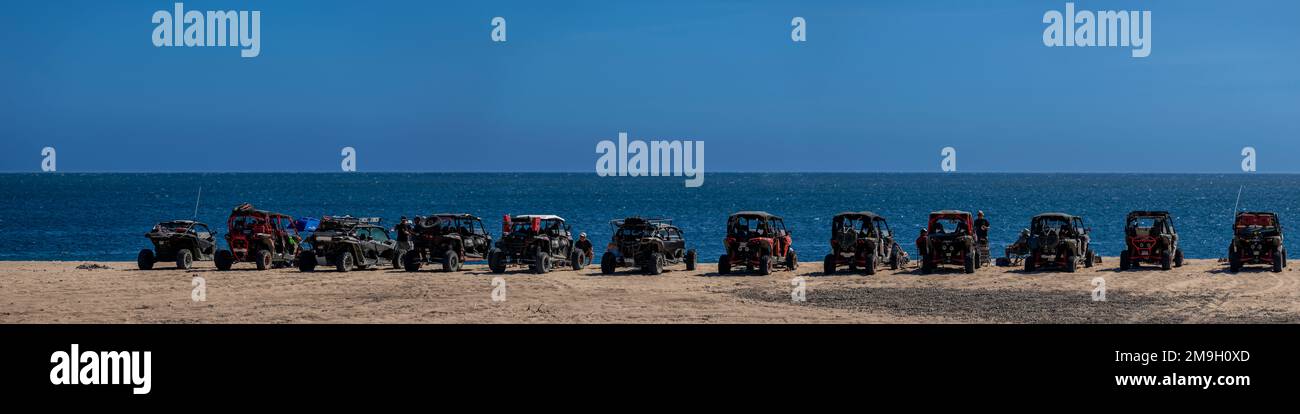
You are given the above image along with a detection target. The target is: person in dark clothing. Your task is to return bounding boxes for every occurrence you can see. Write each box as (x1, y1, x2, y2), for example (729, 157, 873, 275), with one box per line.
(915, 229, 929, 260)
(576, 232, 594, 259)
(974, 211, 990, 242)
(394, 216, 413, 256)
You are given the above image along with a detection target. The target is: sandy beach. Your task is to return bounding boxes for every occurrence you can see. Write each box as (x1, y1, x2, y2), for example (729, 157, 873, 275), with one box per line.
(1, 258, 1297, 324)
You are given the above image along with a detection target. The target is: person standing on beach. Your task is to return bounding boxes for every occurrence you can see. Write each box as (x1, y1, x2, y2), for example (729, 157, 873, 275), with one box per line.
(395, 216, 412, 258)
(974, 211, 992, 266)
(915, 229, 929, 260)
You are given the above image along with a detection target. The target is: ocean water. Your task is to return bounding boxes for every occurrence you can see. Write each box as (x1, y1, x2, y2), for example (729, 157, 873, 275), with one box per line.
(0, 173, 1295, 262)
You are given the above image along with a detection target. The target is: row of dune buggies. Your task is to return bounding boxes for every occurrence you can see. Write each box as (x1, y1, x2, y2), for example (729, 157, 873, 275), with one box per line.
(825, 209, 1286, 275)
(137, 203, 593, 274)
(135, 204, 1288, 275)
(996, 210, 1285, 273)
(135, 203, 691, 275)
(134, 206, 808, 276)
(134, 205, 767, 275)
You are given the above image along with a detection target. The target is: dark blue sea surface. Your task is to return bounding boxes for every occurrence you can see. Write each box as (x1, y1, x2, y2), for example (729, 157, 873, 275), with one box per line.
(0, 173, 1295, 262)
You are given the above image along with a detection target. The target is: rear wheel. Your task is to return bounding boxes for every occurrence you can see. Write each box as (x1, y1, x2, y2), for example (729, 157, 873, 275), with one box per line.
(1229, 248, 1241, 273)
(1025, 251, 1038, 273)
(786, 250, 798, 270)
(137, 249, 155, 270)
(1174, 248, 1184, 267)
(442, 250, 461, 272)
(863, 252, 876, 276)
(298, 251, 317, 272)
(920, 253, 933, 275)
(601, 252, 617, 274)
(335, 251, 353, 272)
(1119, 250, 1130, 270)
(758, 255, 772, 276)
(215, 250, 234, 271)
(1064, 251, 1078, 273)
(403, 251, 421, 272)
(533, 251, 550, 275)
(963, 250, 975, 274)
(685, 250, 697, 271)
(488, 249, 506, 274)
(255, 249, 272, 271)
(890, 248, 901, 270)
(176, 249, 193, 270)
(571, 250, 586, 271)
(1273, 248, 1285, 273)
(392, 251, 404, 269)
(647, 252, 664, 275)
(1084, 249, 1095, 268)
(823, 254, 836, 275)
(1161, 251, 1172, 270)
(718, 254, 731, 275)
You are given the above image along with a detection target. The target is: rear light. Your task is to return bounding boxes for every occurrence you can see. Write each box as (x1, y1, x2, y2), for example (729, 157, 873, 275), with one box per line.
(502, 215, 511, 234)
(831, 240, 839, 247)
(531, 217, 541, 232)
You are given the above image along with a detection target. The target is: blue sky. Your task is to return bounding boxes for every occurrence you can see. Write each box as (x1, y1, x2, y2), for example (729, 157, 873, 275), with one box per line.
(1, 0, 1298, 172)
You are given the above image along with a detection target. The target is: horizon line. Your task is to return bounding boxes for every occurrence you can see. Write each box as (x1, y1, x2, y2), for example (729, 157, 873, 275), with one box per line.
(0, 170, 1291, 175)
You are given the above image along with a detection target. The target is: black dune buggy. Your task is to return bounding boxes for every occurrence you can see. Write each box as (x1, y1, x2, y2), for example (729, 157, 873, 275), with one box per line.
(138, 220, 218, 270)
(1022, 212, 1098, 273)
(1228, 211, 1285, 273)
(298, 216, 399, 272)
(822, 211, 902, 275)
(600, 217, 696, 275)
(403, 214, 493, 272)
(488, 215, 587, 274)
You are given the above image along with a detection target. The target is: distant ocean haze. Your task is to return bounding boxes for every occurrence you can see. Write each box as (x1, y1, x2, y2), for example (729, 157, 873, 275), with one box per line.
(0, 173, 1292, 262)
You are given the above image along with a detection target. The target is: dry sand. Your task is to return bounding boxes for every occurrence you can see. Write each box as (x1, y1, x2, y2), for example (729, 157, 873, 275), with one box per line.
(1, 258, 1297, 323)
